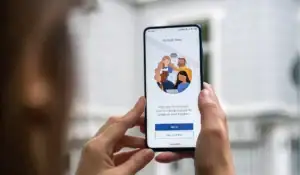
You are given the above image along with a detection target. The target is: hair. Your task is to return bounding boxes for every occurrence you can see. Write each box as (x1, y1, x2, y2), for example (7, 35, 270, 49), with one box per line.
(162, 56, 171, 61)
(174, 71, 190, 89)
(0, 0, 76, 175)
(160, 71, 169, 82)
(178, 57, 187, 64)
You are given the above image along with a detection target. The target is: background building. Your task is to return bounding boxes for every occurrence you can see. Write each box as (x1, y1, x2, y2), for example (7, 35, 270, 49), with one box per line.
(67, 0, 300, 175)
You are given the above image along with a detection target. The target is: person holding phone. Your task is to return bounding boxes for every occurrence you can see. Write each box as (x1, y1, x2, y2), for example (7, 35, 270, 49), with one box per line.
(0, 0, 234, 174)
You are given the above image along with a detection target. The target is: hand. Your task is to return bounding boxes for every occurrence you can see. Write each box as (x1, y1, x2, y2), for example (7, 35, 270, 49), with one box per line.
(76, 97, 154, 175)
(195, 83, 234, 175)
(153, 83, 234, 175)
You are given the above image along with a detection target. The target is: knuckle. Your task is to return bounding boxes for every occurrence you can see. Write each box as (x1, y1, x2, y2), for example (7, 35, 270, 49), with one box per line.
(83, 136, 106, 154)
(83, 140, 97, 154)
(108, 116, 119, 124)
(201, 125, 227, 141)
(201, 101, 218, 110)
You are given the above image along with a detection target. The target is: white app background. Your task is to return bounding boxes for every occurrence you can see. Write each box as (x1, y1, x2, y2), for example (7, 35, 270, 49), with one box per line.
(145, 27, 202, 148)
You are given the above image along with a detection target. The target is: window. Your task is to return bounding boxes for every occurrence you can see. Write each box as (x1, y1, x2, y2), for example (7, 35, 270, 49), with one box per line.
(203, 53, 211, 83)
(291, 54, 300, 88)
(291, 138, 300, 175)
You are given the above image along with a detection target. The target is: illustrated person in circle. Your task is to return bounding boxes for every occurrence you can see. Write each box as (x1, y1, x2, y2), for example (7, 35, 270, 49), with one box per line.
(161, 56, 173, 73)
(170, 57, 192, 81)
(157, 71, 174, 92)
(174, 71, 191, 93)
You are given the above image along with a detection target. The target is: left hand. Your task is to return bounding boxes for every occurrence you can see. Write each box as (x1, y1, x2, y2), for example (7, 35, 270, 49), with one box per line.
(76, 97, 155, 175)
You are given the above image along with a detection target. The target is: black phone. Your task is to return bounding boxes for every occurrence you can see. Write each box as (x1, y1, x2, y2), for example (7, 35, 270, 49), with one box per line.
(143, 24, 204, 152)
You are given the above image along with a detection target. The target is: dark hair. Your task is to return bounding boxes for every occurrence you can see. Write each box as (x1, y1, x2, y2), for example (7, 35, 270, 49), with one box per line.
(178, 57, 186, 63)
(0, 1, 75, 175)
(174, 71, 190, 89)
(160, 71, 169, 82)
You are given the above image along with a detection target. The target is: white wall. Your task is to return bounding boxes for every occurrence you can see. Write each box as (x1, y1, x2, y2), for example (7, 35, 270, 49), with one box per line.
(222, 0, 298, 108)
(71, 0, 142, 115)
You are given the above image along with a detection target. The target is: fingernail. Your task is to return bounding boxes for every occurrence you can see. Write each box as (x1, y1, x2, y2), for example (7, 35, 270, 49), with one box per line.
(145, 149, 154, 154)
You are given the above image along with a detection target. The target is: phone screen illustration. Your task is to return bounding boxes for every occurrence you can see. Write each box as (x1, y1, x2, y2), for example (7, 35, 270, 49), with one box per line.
(144, 26, 202, 149)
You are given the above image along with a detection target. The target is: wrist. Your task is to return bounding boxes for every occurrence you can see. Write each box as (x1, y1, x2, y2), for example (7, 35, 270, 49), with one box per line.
(195, 165, 235, 175)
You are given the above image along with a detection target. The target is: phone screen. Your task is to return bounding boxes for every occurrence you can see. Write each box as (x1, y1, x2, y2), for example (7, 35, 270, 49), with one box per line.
(144, 25, 202, 149)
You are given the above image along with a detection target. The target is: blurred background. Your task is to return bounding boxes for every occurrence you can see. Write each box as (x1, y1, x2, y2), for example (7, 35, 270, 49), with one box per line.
(67, 0, 300, 174)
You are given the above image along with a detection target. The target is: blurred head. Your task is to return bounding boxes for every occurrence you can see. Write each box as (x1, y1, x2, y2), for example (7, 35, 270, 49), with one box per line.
(177, 57, 186, 67)
(162, 56, 171, 66)
(160, 71, 169, 82)
(0, 0, 76, 175)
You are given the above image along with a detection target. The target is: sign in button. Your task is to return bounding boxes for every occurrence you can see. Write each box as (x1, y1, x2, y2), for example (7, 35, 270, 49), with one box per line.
(155, 123, 193, 131)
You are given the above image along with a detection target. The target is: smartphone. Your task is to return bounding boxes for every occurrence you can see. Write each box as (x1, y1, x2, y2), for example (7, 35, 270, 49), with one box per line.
(144, 24, 203, 151)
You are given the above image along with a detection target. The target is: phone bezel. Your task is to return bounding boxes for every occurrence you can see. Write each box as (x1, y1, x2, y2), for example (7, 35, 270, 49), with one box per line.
(143, 24, 204, 152)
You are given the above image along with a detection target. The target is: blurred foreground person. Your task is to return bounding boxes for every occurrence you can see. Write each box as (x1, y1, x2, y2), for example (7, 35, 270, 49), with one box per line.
(0, 0, 234, 175)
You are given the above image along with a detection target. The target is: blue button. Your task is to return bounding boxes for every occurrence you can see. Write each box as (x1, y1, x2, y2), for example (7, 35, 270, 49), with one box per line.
(155, 123, 193, 131)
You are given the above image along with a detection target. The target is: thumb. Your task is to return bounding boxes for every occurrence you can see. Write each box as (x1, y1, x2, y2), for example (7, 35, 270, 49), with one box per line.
(116, 149, 154, 175)
(198, 88, 219, 126)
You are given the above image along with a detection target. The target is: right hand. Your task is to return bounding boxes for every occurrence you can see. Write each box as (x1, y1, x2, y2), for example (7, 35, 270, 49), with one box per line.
(195, 83, 234, 175)
(155, 83, 235, 175)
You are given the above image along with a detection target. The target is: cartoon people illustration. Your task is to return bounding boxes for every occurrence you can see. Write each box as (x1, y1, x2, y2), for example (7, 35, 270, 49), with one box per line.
(174, 71, 190, 93)
(170, 57, 192, 81)
(156, 71, 175, 92)
(161, 56, 173, 73)
(155, 55, 192, 94)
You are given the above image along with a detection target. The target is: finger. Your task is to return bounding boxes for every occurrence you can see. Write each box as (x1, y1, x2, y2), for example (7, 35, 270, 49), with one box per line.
(203, 82, 221, 106)
(101, 97, 146, 146)
(122, 97, 146, 128)
(96, 115, 144, 138)
(199, 84, 225, 119)
(114, 149, 141, 166)
(94, 116, 122, 137)
(115, 149, 154, 174)
(203, 82, 213, 92)
(198, 88, 228, 136)
(155, 152, 193, 163)
(136, 114, 145, 127)
(115, 136, 146, 152)
(140, 125, 145, 133)
(138, 114, 146, 133)
(198, 89, 220, 126)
